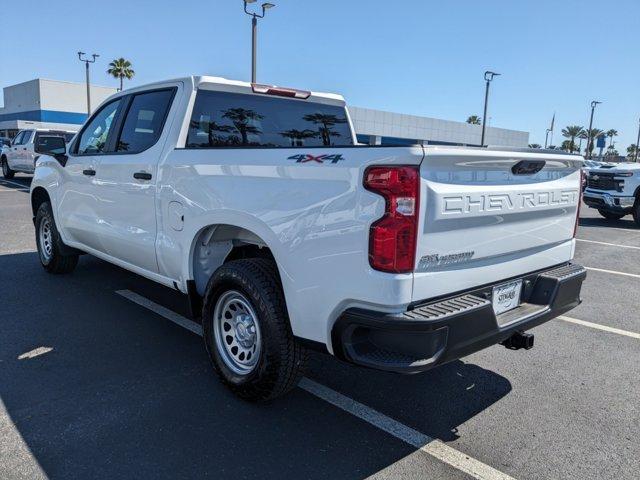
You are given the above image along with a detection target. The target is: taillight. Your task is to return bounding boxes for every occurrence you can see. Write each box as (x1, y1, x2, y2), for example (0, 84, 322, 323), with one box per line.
(364, 166, 420, 273)
(574, 169, 584, 238)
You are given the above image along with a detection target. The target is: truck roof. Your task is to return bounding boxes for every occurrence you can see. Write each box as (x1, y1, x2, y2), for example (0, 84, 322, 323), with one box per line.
(117, 75, 346, 107)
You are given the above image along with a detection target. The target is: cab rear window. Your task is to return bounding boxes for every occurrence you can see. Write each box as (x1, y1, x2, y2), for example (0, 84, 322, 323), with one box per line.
(186, 90, 352, 148)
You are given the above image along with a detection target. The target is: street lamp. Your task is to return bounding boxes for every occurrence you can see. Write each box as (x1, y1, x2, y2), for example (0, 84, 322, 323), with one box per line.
(480, 71, 500, 147)
(78, 52, 99, 115)
(585, 100, 601, 159)
(243, 0, 276, 83)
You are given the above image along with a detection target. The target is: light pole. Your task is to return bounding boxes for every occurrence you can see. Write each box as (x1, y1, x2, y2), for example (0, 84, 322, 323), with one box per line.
(243, 0, 276, 83)
(585, 100, 601, 159)
(480, 71, 500, 147)
(635, 118, 640, 162)
(78, 52, 99, 115)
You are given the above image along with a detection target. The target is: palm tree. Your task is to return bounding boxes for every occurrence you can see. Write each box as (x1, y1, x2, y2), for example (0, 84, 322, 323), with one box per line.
(303, 113, 347, 146)
(561, 125, 584, 152)
(279, 129, 316, 147)
(222, 108, 263, 145)
(107, 58, 135, 91)
(585, 128, 604, 157)
(578, 130, 588, 153)
(528, 143, 542, 148)
(466, 115, 481, 125)
(627, 144, 639, 162)
(606, 129, 618, 148)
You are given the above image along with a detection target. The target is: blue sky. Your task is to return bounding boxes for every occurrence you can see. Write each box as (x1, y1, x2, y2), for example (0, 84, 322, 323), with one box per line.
(1, 0, 639, 150)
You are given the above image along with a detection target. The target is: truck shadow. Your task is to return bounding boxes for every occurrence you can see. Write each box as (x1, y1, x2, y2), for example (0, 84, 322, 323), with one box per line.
(579, 216, 638, 230)
(0, 251, 511, 479)
(307, 354, 511, 442)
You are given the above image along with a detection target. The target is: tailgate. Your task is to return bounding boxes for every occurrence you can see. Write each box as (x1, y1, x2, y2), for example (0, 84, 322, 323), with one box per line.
(412, 147, 582, 302)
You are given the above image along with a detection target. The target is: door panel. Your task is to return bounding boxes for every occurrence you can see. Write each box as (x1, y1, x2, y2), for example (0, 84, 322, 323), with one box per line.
(57, 99, 123, 253)
(91, 88, 176, 273)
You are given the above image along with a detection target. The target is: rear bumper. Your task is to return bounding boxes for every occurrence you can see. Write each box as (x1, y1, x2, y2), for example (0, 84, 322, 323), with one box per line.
(332, 263, 586, 373)
(583, 191, 634, 212)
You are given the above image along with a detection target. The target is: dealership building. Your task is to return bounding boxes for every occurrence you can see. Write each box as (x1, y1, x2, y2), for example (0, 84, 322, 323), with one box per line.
(0, 79, 117, 139)
(0, 78, 529, 147)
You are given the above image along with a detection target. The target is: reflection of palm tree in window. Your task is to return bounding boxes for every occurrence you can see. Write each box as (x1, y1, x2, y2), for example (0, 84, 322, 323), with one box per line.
(190, 119, 235, 146)
(222, 108, 263, 145)
(303, 114, 347, 146)
(279, 128, 316, 147)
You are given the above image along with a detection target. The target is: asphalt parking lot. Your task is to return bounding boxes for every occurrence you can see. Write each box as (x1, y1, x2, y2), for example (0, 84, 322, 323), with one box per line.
(0, 175, 638, 480)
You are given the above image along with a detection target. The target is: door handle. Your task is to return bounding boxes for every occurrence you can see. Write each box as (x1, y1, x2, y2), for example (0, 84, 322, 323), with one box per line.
(82, 169, 96, 176)
(133, 171, 152, 180)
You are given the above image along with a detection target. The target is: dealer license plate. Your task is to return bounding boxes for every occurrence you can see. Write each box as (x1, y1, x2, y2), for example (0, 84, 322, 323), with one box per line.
(492, 280, 522, 316)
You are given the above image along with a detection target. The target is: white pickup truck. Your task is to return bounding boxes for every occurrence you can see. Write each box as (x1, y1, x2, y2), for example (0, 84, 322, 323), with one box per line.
(583, 164, 640, 224)
(30, 76, 586, 400)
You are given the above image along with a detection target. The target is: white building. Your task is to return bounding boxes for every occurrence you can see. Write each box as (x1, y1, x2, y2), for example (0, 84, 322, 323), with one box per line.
(0, 78, 529, 148)
(348, 106, 528, 147)
(0, 79, 117, 138)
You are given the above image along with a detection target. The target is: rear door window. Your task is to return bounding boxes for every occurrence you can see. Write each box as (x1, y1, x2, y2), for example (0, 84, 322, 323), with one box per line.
(186, 90, 353, 148)
(20, 131, 33, 144)
(116, 88, 175, 153)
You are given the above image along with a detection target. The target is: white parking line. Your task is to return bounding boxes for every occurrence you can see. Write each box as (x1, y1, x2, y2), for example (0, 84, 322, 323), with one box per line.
(116, 289, 203, 335)
(584, 266, 640, 279)
(558, 316, 640, 340)
(300, 378, 515, 480)
(115, 288, 515, 480)
(576, 238, 640, 250)
(17, 346, 53, 359)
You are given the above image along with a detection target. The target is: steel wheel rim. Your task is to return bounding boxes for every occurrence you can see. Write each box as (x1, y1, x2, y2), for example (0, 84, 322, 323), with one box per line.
(213, 290, 262, 375)
(38, 217, 53, 263)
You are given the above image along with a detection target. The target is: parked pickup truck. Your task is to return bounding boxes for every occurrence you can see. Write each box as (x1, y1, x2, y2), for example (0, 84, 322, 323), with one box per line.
(583, 164, 640, 224)
(2, 128, 77, 179)
(30, 76, 586, 400)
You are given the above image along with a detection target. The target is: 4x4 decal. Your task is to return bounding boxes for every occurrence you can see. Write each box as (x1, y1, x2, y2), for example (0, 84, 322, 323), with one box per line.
(288, 154, 345, 164)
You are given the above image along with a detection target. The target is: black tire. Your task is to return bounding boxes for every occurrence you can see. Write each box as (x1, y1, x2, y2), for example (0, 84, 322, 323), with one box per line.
(598, 209, 625, 220)
(633, 204, 640, 227)
(2, 156, 15, 179)
(35, 202, 79, 274)
(202, 258, 307, 401)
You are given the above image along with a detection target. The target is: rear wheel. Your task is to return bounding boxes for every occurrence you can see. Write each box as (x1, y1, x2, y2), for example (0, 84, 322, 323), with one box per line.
(2, 157, 15, 179)
(202, 258, 307, 401)
(35, 202, 79, 274)
(598, 209, 625, 220)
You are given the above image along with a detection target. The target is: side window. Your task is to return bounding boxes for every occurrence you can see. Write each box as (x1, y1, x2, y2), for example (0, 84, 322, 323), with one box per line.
(21, 131, 33, 144)
(11, 132, 24, 146)
(116, 89, 175, 153)
(76, 99, 122, 155)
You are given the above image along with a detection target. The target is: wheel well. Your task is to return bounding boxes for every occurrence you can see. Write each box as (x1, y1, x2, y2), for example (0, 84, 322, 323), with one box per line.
(192, 225, 275, 296)
(31, 187, 51, 217)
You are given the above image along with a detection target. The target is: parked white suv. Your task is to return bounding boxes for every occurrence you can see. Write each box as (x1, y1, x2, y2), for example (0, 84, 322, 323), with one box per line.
(2, 128, 76, 178)
(29, 76, 586, 400)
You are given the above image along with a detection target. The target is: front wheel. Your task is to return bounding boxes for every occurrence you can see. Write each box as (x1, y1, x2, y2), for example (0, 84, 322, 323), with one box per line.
(598, 209, 625, 220)
(35, 202, 79, 274)
(202, 258, 307, 401)
(633, 203, 640, 227)
(2, 157, 15, 179)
